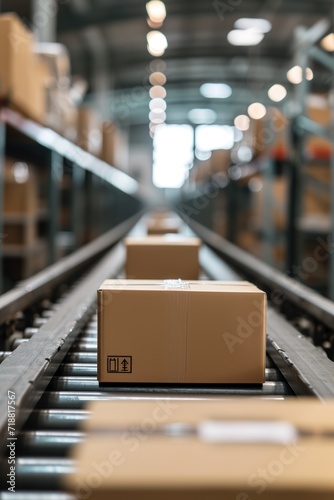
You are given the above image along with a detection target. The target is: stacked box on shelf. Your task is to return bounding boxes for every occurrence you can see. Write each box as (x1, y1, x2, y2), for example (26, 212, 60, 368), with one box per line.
(36, 42, 79, 142)
(0, 13, 47, 123)
(2, 158, 48, 282)
(77, 106, 102, 156)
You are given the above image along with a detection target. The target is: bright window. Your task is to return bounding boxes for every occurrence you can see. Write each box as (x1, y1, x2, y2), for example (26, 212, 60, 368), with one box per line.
(195, 125, 234, 155)
(153, 124, 194, 188)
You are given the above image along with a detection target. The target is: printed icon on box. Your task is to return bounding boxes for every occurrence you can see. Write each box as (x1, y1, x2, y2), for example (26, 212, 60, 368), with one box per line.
(107, 356, 132, 373)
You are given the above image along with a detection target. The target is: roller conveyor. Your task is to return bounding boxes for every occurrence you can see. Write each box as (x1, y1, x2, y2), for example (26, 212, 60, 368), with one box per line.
(1, 214, 334, 497)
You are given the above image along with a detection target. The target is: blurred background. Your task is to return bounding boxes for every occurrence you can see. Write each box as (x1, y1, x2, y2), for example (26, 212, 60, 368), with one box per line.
(0, 0, 333, 296)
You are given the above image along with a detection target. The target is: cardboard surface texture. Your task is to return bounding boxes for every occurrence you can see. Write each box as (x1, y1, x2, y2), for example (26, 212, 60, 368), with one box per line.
(125, 235, 200, 280)
(98, 280, 266, 384)
(65, 399, 334, 500)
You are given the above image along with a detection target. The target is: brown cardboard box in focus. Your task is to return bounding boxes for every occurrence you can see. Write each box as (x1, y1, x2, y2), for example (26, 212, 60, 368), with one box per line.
(77, 106, 102, 156)
(125, 235, 200, 280)
(66, 399, 334, 500)
(97, 280, 266, 384)
(147, 218, 180, 235)
(0, 13, 46, 123)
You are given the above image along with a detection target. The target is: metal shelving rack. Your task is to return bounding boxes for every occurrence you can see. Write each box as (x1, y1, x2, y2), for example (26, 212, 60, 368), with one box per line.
(287, 19, 334, 297)
(0, 108, 143, 293)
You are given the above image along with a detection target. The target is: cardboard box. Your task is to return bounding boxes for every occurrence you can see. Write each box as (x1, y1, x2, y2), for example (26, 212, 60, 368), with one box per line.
(100, 121, 116, 165)
(151, 210, 174, 220)
(0, 13, 46, 123)
(3, 219, 36, 247)
(82, 398, 334, 431)
(3, 158, 38, 215)
(125, 235, 200, 280)
(77, 106, 102, 156)
(147, 218, 180, 235)
(97, 280, 266, 384)
(65, 399, 334, 500)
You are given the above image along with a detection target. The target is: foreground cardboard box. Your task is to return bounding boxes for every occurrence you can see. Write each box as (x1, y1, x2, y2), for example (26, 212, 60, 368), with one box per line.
(82, 399, 334, 432)
(147, 217, 180, 235)
(0, 13, 46, 123)
(97, 280, 266, 384)
(125, 235, 200, 279)
(65, 399, 334, 500)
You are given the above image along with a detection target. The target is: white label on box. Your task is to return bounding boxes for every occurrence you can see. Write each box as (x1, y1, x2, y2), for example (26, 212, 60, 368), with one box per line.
(198, 420, 298, 445)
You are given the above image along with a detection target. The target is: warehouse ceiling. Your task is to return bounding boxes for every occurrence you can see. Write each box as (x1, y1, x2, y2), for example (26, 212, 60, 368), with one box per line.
(2, 0, 334, 125)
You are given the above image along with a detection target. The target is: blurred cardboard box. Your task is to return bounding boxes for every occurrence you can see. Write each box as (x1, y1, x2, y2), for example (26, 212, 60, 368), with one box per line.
(77, 105, 102, 156)
(66, 399, 334, 500)
(151, 210, 174, 220)
(125, 235, 200, 280)
(35, 43, 79, 141)
(147, 217, 180, 235)
(306, 100, 331, 159)
(97, 280, 266, 384)
(3, 158, 38, 215)
(0, 13, 46, 123)
(100, 121, 116, 165)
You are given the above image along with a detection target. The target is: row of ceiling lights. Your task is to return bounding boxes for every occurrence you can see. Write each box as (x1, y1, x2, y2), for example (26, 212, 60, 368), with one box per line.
(146, 1, 168, 137)
(145, 10, 333, 134)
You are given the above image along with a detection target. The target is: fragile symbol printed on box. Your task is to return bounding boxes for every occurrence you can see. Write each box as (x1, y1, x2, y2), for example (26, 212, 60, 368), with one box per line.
(107, 356, 132, 373)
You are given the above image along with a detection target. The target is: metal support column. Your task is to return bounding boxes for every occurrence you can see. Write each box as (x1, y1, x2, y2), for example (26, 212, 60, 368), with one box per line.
(70, 163, 85, 250)
(48, 151, 62, 265)
(84, 171, 95, 242)
(287, 114, 307, 279)
(0, 122, 5, 293)
(227, 181, 238, 243)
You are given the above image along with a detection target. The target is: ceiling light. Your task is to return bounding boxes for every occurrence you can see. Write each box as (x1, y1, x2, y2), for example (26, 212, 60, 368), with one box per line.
(234, 114, 250, 131)
(149, 110, 166, 123)
(248, 102, 266, 120)
(233, 128, 244, 142)
(149, 85, 167, 99)
(268, 84, 287, 102)
(286, 65, 313, 84)
(237, 146, 253, 163)
(149, 72, 167, 85)
(150, 59, 167, 72)
(188, 108, 217, 125)
(321, 33, 334, 52)
(227, 30, 264, 46)
(146, 1, 166, 23)
(200, 83, 232, 99)
(149, 98, 167, 112)
(234, 18, 272, 33)
(147, 31, 168, 57)
(248, 177, 263, 192)
(147, 46, 164, 57)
